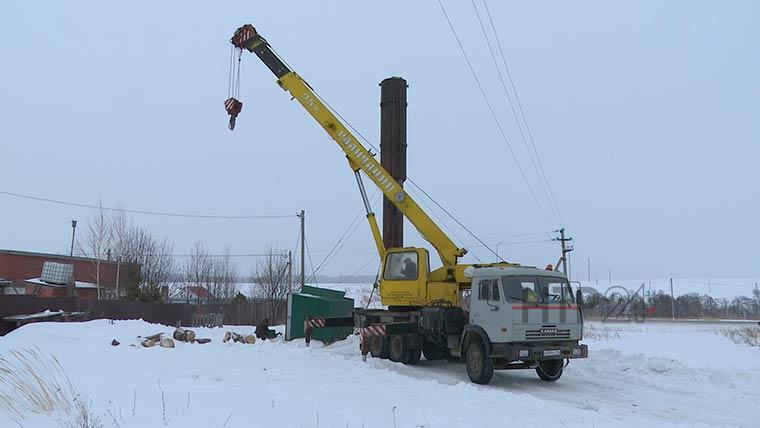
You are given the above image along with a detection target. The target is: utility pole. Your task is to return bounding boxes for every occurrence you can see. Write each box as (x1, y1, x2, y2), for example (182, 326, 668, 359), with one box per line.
(69, 219, 77, 257)
(552, 228, 573, 277)
(298, 210, 305, 290)
(670, 278, 675, 320)
(68, 220, 77, 297)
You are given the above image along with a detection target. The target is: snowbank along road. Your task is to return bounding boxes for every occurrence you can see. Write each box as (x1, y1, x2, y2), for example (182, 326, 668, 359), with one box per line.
(0, 320, 758, 427)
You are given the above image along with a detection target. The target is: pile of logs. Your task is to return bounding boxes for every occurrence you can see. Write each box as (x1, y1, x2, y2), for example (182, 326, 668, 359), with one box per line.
(111, 324, 262, 347)
(223, 331, 256, 344)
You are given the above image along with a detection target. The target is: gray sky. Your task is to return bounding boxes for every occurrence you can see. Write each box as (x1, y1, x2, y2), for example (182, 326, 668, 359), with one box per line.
(1, 1, 758, 283)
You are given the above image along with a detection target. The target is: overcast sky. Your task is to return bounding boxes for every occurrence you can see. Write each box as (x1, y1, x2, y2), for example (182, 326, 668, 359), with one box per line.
(1, 1, 757, 285)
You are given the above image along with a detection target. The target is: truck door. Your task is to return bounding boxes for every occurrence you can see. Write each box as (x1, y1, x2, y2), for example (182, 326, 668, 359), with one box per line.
(471, 278, 505, 342)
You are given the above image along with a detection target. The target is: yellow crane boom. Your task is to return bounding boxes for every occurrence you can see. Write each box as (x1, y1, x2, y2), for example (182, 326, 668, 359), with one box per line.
(229, 25, 466, 268)
(225, 25, 520, 307)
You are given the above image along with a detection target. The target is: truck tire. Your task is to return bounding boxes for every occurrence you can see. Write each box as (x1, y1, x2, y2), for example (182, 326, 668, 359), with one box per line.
(465, 339, 493, 384)
(535, 359, 563, 382)
(404, 346, 422, 365)
(369, 336, 389, 359)
(388, 335, 410, 363)
(422, 343, 446, 361)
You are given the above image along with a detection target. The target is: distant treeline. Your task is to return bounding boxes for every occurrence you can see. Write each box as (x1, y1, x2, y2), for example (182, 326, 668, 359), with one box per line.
(582, 288, 760, 320)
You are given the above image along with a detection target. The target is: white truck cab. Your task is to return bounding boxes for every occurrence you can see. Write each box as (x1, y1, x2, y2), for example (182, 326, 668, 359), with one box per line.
(461, 266, 588, 383)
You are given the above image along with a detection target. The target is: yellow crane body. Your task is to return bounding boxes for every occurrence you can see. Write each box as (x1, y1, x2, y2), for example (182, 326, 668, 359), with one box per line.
(230, 25, 518, 308)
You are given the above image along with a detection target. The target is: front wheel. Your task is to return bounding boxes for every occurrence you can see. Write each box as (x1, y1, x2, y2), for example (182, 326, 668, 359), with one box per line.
(465, 339, 493, 384)
(535, 359, 563, 382)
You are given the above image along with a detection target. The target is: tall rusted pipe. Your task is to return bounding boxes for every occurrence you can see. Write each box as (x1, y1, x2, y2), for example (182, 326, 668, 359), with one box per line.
(380, 77, 407, 250)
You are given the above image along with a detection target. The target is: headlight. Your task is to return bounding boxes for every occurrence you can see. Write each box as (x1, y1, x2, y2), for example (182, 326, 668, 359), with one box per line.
(518, 349, 530, 358)
(572, 347, 581, 356)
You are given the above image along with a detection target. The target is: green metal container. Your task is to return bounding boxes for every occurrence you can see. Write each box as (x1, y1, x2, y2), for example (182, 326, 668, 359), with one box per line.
(286, 286, 354, 344)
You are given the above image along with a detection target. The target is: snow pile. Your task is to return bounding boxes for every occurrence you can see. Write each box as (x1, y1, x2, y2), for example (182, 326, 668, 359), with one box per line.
(0, 320, 758, 427)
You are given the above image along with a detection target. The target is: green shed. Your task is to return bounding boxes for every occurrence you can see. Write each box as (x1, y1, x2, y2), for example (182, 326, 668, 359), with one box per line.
(286, 286, 354, 344)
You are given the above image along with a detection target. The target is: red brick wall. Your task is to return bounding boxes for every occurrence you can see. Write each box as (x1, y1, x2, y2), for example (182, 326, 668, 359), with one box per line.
(22, 284, 98, 300)
(0, 252, 138, 292)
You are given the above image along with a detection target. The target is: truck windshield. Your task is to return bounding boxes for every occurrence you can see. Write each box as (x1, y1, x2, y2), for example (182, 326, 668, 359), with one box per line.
(501, 275, 575, 304)
(538, 276, 575, 304)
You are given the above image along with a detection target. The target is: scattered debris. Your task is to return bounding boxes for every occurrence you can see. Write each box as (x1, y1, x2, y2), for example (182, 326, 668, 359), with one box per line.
(173, 324, 197, 343)
(141, 332, 163, 348)
(224, 331, 256, 344)
(195, 338, 211, 344)
(111, 339, 120, 346)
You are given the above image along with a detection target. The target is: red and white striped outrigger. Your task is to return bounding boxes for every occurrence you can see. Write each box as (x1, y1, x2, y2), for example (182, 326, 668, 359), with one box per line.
(304, 313, 418, 361)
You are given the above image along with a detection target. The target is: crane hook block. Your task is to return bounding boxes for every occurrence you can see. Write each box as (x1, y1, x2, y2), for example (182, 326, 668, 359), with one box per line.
(224, 98, 243, 131)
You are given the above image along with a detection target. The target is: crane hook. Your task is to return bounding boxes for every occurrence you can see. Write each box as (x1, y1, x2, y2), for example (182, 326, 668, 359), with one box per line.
(224, 98, 243, 131)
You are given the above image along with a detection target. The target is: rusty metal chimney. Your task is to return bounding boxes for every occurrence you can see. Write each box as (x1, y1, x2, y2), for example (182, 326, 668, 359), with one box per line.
(380, 77, 407, 250)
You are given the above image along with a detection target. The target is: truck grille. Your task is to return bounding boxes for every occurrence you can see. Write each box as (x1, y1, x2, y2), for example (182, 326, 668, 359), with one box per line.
(525, 325, 571, 341)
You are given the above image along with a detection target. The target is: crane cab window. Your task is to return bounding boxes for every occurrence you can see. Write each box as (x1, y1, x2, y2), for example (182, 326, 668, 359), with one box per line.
(477, 279, 500, 302)
(384, 252, 418, 280)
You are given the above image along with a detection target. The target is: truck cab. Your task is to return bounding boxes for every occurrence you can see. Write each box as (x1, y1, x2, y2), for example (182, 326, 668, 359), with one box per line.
(460, 266, 588, 384)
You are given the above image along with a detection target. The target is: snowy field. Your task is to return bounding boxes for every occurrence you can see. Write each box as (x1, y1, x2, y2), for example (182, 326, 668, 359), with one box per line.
(1, 320, 759, 428)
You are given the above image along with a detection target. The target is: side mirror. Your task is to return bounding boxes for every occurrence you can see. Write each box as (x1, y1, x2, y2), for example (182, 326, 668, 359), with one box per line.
(576, 289, 584, 306)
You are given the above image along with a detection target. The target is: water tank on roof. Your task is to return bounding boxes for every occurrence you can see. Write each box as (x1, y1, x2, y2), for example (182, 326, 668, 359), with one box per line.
(41, 261, 74, 285)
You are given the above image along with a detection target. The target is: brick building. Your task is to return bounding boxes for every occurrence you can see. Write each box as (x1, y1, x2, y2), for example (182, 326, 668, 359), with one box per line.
(0, 249, 139, 299)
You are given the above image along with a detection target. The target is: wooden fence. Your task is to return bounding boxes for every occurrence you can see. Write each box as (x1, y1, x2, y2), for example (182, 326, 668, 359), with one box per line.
(0, 295, 285, 336)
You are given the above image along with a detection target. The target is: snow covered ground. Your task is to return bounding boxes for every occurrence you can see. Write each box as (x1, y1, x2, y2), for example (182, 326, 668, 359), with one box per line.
(1, 320, 758, 428)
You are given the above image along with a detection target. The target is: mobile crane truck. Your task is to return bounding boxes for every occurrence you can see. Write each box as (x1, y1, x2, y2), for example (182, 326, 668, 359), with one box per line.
(225, 24, 587, 384)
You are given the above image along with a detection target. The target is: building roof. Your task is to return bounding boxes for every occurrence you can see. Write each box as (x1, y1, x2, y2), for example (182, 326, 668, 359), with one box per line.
(0, 248, 117, 264)
(25, 278, 98, 289)
(185, 286, 214, 300)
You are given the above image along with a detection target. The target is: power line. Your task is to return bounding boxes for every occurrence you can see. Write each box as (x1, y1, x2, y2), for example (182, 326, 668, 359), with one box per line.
(481, 0, 565, 226)
(308, 191, 380, 280)
(471, 0, 563, 227)
(0, 189, 297, 220)
(304, 233, 318, 286)
(312, 77, 498, 256)
(465, 238, 552, 249)
(408, 178, 500, 261)
(436, 0, 554, 229)
(335, 255, 379, 285)
(406, 185, 482, 263)
(75, 251, 286, 259)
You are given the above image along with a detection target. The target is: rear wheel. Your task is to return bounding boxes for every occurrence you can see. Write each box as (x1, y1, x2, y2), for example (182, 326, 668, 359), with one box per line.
(535, 359, 563, 382)
(388, 335, 410, 363)
(404, 345, 422, 365)
(422, 343, 447, 361)
(465, 339, 493, 384)
(369, 336, 389, 359)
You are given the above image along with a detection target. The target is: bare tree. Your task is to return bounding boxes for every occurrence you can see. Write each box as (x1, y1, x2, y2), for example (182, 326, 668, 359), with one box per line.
(210, 247, 237, 301)
(183, 241, 213, 303)
(119, 223, 175, 302)
(109, 206, 129, 298)
(77, 199, 111, 298)
(250, 249, 294, 322)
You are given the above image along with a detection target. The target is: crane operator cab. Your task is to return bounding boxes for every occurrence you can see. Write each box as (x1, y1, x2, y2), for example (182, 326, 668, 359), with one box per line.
(379, 248, 431, 308)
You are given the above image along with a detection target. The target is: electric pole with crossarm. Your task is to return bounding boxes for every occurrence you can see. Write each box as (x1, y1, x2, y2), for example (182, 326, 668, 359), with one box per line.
(553, 228, 573, 277)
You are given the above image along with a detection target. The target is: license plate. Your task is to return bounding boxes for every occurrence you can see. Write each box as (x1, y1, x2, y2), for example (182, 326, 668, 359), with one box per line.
(543, 349, 561, 357)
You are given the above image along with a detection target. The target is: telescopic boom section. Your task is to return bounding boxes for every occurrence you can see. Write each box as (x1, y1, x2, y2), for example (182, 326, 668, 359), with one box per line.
(230, 25, 466, 267)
